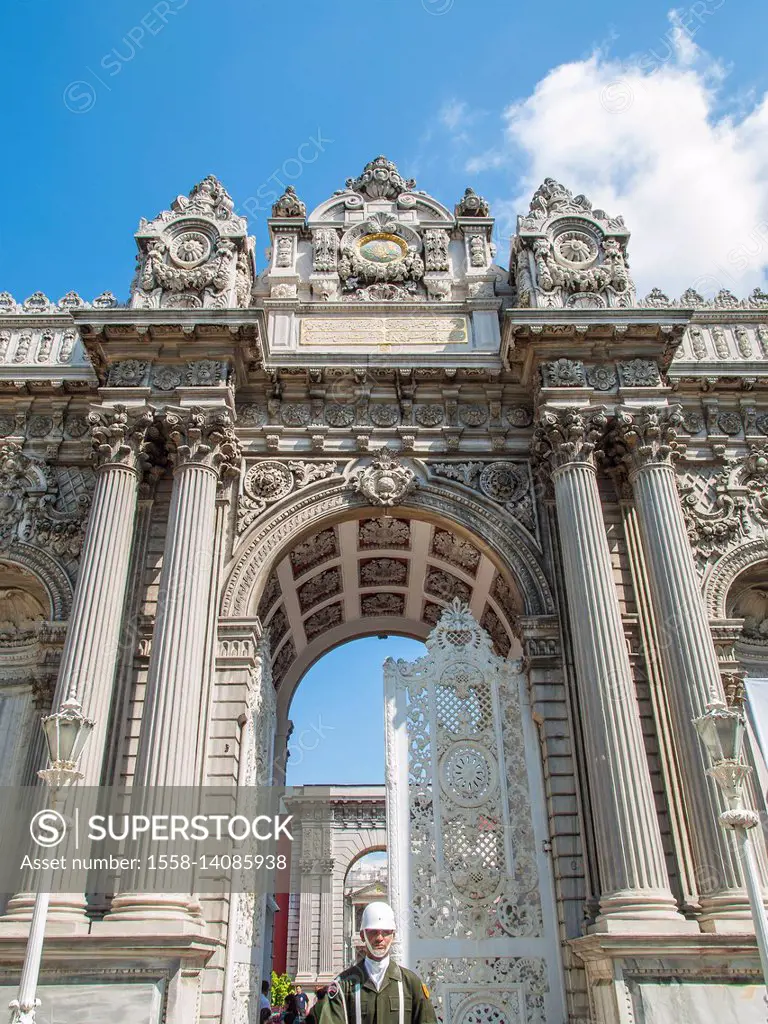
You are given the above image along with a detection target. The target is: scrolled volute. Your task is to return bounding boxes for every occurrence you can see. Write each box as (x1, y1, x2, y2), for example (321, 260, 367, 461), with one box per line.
(532, 407, 608, 470)
(608, 405, 684, 474)
(88, 405, 159, 474)
(163, 406, 241, 478)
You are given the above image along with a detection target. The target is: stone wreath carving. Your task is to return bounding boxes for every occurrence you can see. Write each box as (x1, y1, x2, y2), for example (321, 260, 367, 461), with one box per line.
(678, 446, 768, 567)
(338, 211, 425, 295)
(238, 460, 337, 531)
(140, 235, 237, 299)
(430, 462, 536, 535)
(348, 448, 416, 507)
(0, 444, 94, 577)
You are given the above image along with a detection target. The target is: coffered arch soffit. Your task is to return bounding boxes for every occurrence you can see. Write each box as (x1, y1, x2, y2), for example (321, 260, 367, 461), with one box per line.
(221, 472, 554, 711)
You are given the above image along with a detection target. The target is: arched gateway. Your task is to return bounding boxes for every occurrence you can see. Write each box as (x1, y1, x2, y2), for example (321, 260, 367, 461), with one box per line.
(0, 159, 767, 1024)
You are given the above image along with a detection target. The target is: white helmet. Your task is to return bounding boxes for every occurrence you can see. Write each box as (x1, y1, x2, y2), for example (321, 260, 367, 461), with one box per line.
(360, 901, 396, 932)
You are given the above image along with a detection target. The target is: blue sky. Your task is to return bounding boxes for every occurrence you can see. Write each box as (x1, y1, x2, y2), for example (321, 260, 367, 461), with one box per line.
(285, 636, 425, 786)
(3, 1, 768, 301)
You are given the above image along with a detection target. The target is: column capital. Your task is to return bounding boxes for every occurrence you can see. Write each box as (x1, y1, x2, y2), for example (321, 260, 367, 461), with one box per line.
(533, 406, 608, 471)
(162, 405, 241, 478)
(608, 405, 684, 475)
(88, 404, 159, 474)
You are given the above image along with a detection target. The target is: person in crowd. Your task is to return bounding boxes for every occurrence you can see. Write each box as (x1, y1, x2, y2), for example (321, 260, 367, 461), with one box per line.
(294, 984, 309, 1020)
(283, 989, 299, 1024)
(260, 980, 272, 1024)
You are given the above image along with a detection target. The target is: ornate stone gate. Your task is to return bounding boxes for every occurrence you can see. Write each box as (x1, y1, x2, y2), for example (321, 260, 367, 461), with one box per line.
(0, 157, 766, 1024)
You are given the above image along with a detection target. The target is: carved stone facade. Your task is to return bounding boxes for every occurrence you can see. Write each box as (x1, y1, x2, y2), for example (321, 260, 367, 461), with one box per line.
(0, 159, 766, 1024)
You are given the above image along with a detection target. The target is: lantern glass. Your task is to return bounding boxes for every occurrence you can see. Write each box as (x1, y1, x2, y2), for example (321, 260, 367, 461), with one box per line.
(694, 703, 745, 764)
(42, 702, 94, 767)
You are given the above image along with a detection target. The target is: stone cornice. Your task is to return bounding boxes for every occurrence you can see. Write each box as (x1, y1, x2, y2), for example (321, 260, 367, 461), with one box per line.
(570, 930, 766, 966)
(505, 312, 686, 386)
(74, 308, 262, 388)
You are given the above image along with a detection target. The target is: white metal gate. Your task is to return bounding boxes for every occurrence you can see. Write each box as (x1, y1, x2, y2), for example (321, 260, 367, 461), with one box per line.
(384, 600, 565, 1024)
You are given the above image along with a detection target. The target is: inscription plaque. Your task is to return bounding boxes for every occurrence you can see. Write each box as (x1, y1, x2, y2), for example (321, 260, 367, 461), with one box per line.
(299, 315, 469, 347)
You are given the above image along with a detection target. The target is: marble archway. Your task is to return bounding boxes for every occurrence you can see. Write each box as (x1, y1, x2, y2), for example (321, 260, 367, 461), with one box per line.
(220, 466, 555, 727)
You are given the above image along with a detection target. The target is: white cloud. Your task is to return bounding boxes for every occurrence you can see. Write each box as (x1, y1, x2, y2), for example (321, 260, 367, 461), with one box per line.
(440, 99, 469, 134)
(466, 10, 768, 298)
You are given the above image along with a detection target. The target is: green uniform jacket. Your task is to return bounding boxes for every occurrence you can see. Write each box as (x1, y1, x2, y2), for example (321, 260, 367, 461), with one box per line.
(314, 960, 437, 1024)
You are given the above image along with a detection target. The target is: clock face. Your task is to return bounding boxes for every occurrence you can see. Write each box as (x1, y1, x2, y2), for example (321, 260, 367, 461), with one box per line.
(357, 232, 407, 265)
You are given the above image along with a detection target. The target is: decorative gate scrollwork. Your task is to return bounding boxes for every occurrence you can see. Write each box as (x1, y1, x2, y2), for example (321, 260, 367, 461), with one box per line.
(384, 600, 564, 1024)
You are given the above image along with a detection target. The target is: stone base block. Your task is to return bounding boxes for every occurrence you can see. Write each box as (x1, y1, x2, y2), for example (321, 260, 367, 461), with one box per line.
(0, 931, 220, 1024)
(571, 932, 766, 1024)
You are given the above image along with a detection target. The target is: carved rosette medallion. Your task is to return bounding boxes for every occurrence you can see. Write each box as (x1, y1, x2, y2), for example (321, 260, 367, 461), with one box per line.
(238, 460, 337, 531)
(479, 463, 528, 506)
(349, 448, 416, 507)
(440, 742, 498, 807)
(244, 462, 293, 505)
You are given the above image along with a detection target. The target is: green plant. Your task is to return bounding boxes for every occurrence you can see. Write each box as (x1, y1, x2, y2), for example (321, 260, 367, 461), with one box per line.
(271, 970, 293, 1007)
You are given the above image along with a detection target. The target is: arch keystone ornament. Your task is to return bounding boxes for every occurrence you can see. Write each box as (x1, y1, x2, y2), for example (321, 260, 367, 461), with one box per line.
(384, 599, 566, 1024)
(348, 447, 416, 507)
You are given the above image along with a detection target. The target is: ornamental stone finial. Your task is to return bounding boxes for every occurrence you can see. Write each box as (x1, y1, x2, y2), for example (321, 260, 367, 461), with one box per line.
(455, 187, 490, 218)
(349, 447, 416, 507)
(514, 178, 633, 309)
(345, 156, 416, 200)
(171, 175, 235, 219)
(272, 185, 306, 219)
(130, 176, 252, 311)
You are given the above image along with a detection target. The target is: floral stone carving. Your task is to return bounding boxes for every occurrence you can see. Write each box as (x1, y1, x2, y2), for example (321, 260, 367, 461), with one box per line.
(238, 460, 337, 531)
(130, 175, 254, 310)
(349, 448, 416, 507)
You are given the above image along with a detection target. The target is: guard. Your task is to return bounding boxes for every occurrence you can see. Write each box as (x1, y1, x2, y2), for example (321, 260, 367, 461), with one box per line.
(315, 902, 436, 1024)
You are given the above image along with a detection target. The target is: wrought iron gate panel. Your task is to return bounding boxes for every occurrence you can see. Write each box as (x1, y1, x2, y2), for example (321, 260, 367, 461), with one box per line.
(384, 600, 565, 1024)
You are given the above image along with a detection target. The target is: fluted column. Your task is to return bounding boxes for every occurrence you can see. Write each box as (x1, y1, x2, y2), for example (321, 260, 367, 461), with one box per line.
(296, 877, 315, 981)
(536, 408, 686, 931)
(107, 406, 240, 926)
(318, 859, 334, 978)
(613, 407, 756, 930)
(1, 404, 155, 928)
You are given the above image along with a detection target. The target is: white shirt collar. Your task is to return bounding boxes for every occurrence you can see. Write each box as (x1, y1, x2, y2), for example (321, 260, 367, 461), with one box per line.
(364, 955, 390, 990)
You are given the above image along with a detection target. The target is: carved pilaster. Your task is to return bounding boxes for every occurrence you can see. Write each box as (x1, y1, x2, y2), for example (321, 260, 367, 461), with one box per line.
(0, 406, 158, 930)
